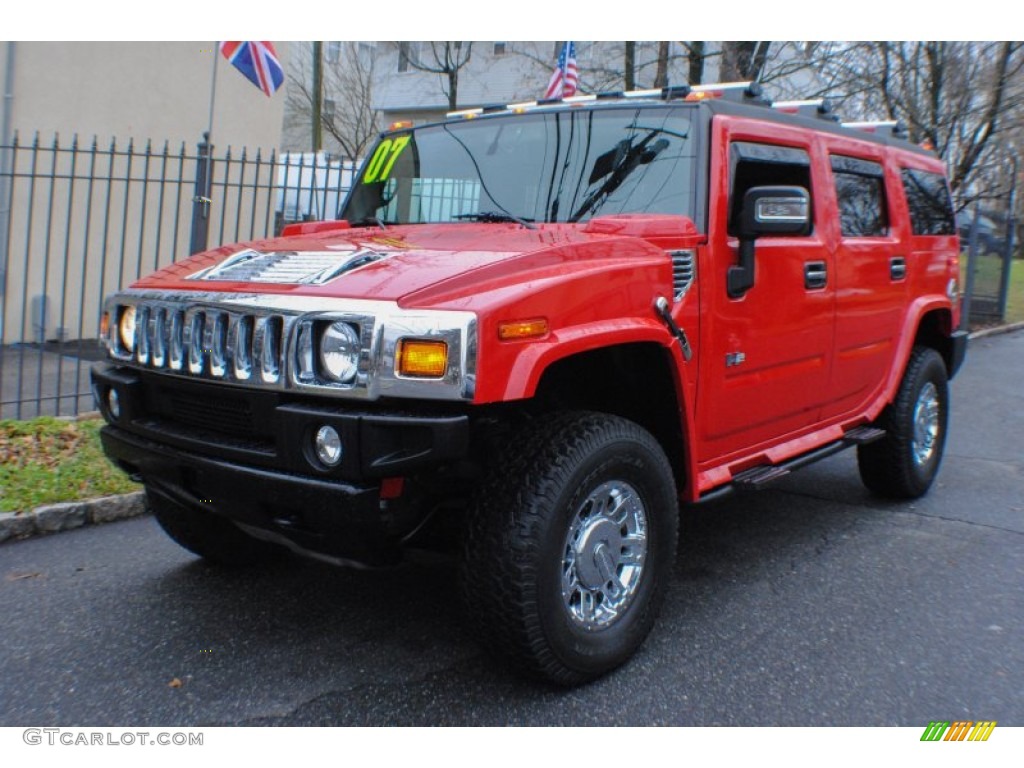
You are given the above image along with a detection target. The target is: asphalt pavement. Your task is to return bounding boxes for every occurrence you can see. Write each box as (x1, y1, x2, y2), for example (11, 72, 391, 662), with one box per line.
(1, 330, 1022, 726)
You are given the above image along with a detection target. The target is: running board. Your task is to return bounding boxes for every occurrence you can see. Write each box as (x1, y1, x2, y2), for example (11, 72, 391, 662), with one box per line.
(700, 426, 887, 500)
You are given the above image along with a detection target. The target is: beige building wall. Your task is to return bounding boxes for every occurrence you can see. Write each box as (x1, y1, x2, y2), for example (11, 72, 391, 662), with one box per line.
(0, 42, 288, 345)
(1, 41, 287, 149)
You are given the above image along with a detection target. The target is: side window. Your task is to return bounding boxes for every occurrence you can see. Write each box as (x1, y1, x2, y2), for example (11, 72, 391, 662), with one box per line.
(831, 155, 887, 237)
(729, 142, 812, 236)
(901, 168, 956, 235)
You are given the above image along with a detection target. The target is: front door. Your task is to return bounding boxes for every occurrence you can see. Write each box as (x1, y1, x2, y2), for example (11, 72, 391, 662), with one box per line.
(696, 117, 835, 467)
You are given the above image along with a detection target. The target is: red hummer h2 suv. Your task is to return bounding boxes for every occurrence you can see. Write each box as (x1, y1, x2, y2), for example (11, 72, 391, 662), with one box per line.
(92, 82, 967, 684)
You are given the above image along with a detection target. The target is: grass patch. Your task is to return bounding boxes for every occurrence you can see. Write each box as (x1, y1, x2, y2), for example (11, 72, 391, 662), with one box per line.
(0, 416, 139, 513)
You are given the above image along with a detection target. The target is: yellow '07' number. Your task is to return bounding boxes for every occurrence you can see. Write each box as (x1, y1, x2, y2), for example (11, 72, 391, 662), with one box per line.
(362, 135, 411, 184)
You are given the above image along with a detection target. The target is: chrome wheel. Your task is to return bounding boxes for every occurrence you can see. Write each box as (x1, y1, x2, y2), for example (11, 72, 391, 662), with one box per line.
(912, 381, 940, 466)
(562, 480, 648, 631)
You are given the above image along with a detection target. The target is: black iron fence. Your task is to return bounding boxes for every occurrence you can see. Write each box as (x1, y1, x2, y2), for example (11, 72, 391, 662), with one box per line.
(960, 199, 1019, 329)
(0, 132, 354, 419)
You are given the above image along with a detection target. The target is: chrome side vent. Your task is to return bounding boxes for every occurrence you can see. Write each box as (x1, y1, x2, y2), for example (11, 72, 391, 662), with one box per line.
(671, 249, 696, 301)
(188, 249, 390, 285)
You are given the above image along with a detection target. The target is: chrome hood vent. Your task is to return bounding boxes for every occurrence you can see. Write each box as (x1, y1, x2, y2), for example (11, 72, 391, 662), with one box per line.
(188, 248, 391, 285)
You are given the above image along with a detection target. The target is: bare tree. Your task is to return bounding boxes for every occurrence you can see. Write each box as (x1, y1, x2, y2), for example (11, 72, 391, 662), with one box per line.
(681, 42, 707, 85)
(719, 42, 772, 82)
(624, 42, 636, 91)
(406, 42, 474, 111)
(799, 41, 1024, 206)
(653, 42, 670, 89)
(285, 42, 382, 161)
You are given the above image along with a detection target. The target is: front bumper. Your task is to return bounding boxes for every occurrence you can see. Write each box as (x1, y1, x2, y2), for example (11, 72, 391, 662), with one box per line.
(92, 363, 471, 562)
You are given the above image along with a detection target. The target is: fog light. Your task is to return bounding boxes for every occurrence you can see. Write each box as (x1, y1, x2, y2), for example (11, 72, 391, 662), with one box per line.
(315, 425, 343, 467)
(108, 388, 121, 420)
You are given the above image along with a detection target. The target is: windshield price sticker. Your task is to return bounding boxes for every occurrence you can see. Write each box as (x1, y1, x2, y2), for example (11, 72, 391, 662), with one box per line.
(362, 135, 411, 184)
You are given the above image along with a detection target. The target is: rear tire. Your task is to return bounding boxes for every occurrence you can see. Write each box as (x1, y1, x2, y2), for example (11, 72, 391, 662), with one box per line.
(461, 412, 679, 685)
(858, 346, 949, 499)
(147, 487, 284, 566)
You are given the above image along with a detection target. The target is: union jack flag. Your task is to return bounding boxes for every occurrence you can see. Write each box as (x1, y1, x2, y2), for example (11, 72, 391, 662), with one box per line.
(544, 41, 579, 99)
(220, 41, 284, 97)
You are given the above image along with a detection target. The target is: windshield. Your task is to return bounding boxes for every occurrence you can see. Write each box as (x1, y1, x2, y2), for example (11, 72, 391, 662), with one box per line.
(341, 106, 695, 225)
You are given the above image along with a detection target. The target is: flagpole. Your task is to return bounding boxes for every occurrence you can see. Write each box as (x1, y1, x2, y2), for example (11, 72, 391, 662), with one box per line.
(207, 44, 219, 141)
(196, 43, 218, 249)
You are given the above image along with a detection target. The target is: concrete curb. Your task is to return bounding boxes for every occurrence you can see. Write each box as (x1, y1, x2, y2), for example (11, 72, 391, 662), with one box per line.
(968, 321, 1024, 341)
(0, 491, 148, 545)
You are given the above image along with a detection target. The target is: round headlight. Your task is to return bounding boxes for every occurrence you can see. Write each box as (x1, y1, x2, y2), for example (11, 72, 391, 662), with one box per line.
(119, 305, 137, 353)
(319, 322, 360, 383)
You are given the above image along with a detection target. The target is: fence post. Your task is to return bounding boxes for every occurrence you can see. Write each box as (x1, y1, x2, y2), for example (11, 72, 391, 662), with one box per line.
(960, 204, 980, 330)
(996, 166, 1017, 322)
(189, 132, 213, 254)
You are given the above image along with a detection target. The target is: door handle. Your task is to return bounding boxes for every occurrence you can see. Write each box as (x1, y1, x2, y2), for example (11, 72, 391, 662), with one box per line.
(890, 256, 907, 281)
(804, 261, 827, 290)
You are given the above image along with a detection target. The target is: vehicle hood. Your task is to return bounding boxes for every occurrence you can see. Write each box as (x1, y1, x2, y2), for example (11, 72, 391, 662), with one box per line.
(130, 222, 670, 311)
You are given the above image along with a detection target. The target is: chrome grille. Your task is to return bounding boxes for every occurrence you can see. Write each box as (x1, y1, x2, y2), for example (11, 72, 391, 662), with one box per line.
(671, 249, 696, 300)
(114, 299, 296, 390)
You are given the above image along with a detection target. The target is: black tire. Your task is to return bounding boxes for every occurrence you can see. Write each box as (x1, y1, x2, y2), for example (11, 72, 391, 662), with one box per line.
(147, 487, 284, 566)
(461, 412, 679, 685)
(857, 346, 949, 499)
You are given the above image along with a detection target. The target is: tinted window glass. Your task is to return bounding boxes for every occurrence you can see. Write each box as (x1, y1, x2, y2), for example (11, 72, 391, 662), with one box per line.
(901, 168, 956, 235)
(831, 156, 887, 237)
(729, 142, 812, 235)
(343, 107, 695, 225)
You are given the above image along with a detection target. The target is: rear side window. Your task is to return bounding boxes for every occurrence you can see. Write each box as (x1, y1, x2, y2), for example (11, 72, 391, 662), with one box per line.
(901, 168, 956, 235)
(831, 156, 887, 237)
(729, 142, 812, 236)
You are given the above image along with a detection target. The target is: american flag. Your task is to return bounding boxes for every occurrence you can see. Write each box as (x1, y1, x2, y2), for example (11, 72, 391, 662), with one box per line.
(544, 41, 579, 99)
(220, 42, 285, 97)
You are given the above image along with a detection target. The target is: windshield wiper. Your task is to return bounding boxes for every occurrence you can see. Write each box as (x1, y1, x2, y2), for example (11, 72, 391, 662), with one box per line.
(453, 212, 537, 229)
(569, 131, 670, 222)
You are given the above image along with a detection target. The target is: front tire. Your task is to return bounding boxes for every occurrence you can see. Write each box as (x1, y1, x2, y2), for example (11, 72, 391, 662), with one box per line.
(461, 412, 679, 685)
(858, 346, 949, 499)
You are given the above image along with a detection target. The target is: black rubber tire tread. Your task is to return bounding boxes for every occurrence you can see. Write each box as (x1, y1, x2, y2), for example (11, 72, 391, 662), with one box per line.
(857, 345, 949, 499)
(460, 411, 679, 686)
(148, 487, 285, 566)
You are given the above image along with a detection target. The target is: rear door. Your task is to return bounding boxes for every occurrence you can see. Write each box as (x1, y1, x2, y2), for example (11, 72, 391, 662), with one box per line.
(822, 144, 909, 418)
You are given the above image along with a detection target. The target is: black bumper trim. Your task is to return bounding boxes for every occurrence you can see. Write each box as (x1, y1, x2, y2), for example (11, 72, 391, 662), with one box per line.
(949, 329, 968, 379)
(91, 363, 471, 481)
(101, 424, 395, 562)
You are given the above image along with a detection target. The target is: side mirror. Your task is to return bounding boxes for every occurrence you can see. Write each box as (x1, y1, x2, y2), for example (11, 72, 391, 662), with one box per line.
(739, 186, 811, 237)
(729, 185, 811, 298)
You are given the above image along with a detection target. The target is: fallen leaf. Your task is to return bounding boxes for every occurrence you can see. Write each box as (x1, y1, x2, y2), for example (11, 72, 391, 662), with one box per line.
(168, 678, 183, 688)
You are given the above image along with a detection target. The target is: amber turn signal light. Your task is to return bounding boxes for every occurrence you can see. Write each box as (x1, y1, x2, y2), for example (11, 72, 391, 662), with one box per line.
(396, 340, 448, 378)
(498, 318, 549, 341)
